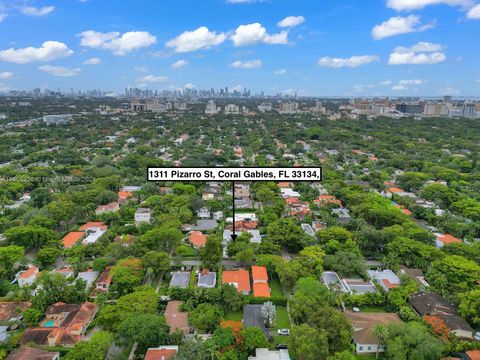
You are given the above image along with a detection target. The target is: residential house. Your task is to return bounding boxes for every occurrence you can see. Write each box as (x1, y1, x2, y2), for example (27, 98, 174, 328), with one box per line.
(223, 269, 251, 295)
(367, 270, 401, 292)
(15, 266, 39, 287)
(244, 305, 269, 337)
(0, 302, 30, 322)
(398, 266, 430, 289)
(434, 233, 462, 248)
(95, 201, 119, 215)
(89, 266, 112, 298)
(165, 301, 189, 335)
(331, 208, 351, 223)
(114, 234, 136, 247)
(5, 347, 59, 360)
(76, 269, 99, 289)
(145, 346, 178, 360)
(118, 191, 133, 203)
(248, 348, 290, 360)
(121, 186, 141, 192)
(197, 207, 211, 219)
(61, 232, 84, 249)
(301, 223, 316, 238)
(189, 231, 207, 249)
(280, 188, 300, 199)
(346, 312, 402, 355)
(252, 266, 270, 298)
(213, 211, 223, 221)
(135, 208, 152, 224)
(183, 219, 218, 232)
(79, 222, 107, 245)
(409, 292, 474, 339)
(342, 278, 377, 295)
(198, 269, 217, 289)
(169, 272, 191, 288)
(314, 195, 342, 207)
(51, 267, 74, 279)
(20, 302, 97, 347)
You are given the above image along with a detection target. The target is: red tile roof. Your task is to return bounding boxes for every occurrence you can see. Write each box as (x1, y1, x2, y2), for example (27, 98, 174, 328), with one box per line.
(251, 266, 268, 282)
(253, 283, 271, 298)
(466, 350, 480, 360)
(62, 232, 84, 248)
(19, 266, 38, 279)
(222, 269, 251, 293)
(189, 231, 207, 248)
(79, 222, 107, 231)
(388, 187, 405, 193)
(0, 302, 31, 321)
(145, 348, 177, 360)
(164, 301, 189, 335)
(437, 234, 462, 245)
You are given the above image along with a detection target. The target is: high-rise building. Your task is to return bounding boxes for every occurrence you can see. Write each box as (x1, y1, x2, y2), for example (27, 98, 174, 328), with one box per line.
(461, 102, 477, 119)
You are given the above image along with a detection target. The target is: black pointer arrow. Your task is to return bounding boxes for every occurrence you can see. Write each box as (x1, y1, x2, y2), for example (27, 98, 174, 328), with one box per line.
(231, 181, 237, 241)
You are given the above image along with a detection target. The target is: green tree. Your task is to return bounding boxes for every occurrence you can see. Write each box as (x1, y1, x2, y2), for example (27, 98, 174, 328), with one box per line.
(200, 236, 223, 269)
(241, 327, 268, 355)
(0, 245, 24, 278)
(458, 289, 480, 326)
(189, 303, 224, 333)
(116, 314, 170, 353)
(35, 247, 61, 268)
(289, 324, 329, 360)
(64, 331, 113, 360)
(141, 251, 171, 277)
(4, 225, 55, 249)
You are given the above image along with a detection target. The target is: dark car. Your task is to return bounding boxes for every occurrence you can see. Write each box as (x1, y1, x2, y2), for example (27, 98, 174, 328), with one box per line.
(276, 344, 288, 350)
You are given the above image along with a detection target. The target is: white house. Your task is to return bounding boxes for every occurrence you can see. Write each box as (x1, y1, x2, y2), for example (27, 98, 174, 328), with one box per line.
(15, 266, 39, 287)
(135, 208, 152, 224)
(197, 207, 211, 219)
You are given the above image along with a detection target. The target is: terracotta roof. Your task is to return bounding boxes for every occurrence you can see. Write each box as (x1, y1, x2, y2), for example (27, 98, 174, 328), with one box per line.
(118, 191, 133, 200)
(278, 182, 294, 188)
(466, 350, 480, 360)
(437, 234, 461, 245)
(95, 202, 119, 212)
(251, 266, 268, 282)
(189, 231, 207, 248)
(383, 279, 399, 289)
(62, 232, 84, 248)
(5, 347, 58, 360)
(222, 269, 251, 293)
(79, 222, 107, 231)
(346, 312, 402, 345)
(253, 283, 271, 298)
(388, 187, 405, 193)
(96, 266, 112, 285)
(164, 301, 189, 335)
(19, 266, 38, 279)
(145, 348, 177, 360)
(0, 302, 31, 321)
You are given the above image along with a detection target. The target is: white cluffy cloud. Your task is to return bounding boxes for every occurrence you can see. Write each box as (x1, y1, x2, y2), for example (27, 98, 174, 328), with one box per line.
(386, 0, 473, 11)
(0, 41, 73, 64)
(277, 16, 305, 28)
(79, 30, 157, 55)
(392, 79, 426, 91)
(0, 9, 7, 23)
(467, 4, 480, 18)
(0, 72, 14, 79)
(20, 6, 55, 16)
(388, 42, 446, 64)
(83, 57, 101, 65)
(39, 65, 81, 77)
(226, 0, 258, 3)
(230, 59, 263, 68)
(166, 27, 226, 53)
(274, 69, 287, 75)
(136, 75, 168, 83)
(231, 23, 288, 46)
(171, 59, 189, 69)
(372, 15, 434, 40)
(318, 55, 379, 68)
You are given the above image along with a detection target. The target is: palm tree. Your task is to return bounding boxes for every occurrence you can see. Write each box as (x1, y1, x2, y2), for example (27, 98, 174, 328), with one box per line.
(372, 324, 388, 359)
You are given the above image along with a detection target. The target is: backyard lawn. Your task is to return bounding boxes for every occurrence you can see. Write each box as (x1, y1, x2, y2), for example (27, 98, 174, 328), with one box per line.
(270, 306, 291, 348)
(224, 310, 243, 322)
(175, 244, 197, 257)
(270, 277, 285, 298)
(358, 306, 387, 313)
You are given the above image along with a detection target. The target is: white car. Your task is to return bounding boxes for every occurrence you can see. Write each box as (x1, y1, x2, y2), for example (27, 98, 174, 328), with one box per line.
(277, 329, 290, 336)
(474, 332, 480, 341)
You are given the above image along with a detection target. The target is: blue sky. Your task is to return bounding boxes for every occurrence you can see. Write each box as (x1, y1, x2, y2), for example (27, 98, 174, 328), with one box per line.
(0, 0, 479, 96)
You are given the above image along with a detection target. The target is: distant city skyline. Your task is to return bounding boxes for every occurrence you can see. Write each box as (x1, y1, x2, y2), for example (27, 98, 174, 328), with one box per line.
(0, 0, 479, 96)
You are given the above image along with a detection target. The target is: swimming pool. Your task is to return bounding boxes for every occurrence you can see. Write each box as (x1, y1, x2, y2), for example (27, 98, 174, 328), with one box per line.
(43, 320, 55, 327)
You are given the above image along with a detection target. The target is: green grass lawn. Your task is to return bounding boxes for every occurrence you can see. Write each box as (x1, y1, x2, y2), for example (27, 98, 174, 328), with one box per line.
(150, 274, 161, 290)
(189, 270, 196, 288)
(175, 244, 197, 257)
(224, 310, 243, 321)
(356, 355, 381, 359)
(270, 277, 285, 298)
(269, 306, 291, 348)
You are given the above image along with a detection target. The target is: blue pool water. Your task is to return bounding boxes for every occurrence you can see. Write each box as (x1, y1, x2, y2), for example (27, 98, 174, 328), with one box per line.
(44, 320, 55, 327)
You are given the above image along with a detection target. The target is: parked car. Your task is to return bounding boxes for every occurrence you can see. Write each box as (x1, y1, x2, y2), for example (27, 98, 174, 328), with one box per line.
(474, 332, 480, 341)
(277, 328, 290, 336)
(276, 344, 288, 350)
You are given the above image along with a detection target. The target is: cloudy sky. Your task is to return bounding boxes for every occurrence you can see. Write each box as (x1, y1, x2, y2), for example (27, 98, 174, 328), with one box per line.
(0, 0, 479, 96)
